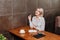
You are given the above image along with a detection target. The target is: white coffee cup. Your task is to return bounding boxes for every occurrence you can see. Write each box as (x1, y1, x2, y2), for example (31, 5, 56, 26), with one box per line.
(19, 29, 25, 33)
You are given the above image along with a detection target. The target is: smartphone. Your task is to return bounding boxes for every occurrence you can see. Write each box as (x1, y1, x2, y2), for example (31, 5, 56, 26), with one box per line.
(33, 33, 45, 39)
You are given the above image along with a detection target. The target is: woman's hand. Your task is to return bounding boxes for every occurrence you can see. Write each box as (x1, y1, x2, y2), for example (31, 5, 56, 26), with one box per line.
(28, 15, 32, 21)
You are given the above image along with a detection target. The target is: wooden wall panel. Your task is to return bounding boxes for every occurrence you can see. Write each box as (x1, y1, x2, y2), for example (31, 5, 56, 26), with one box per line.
(13, 0, 27, 14)
(0, 0, 12, 16)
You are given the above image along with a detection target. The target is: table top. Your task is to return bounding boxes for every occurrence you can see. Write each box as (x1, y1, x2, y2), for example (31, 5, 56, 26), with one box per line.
(8, 26, 60, 40)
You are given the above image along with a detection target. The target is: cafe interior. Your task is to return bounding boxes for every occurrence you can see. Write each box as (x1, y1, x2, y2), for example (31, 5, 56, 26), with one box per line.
(0, 0, 60, 40)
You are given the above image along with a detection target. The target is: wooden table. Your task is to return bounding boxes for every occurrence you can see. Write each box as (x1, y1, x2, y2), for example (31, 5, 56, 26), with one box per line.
(9, 26, 60, 40)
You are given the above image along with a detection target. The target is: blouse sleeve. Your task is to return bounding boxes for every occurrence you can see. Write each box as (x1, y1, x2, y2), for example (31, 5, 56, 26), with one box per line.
(29, 17, 35, 28)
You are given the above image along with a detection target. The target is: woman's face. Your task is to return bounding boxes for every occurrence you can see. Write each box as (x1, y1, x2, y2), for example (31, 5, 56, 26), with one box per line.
(35, 11, 40, 16)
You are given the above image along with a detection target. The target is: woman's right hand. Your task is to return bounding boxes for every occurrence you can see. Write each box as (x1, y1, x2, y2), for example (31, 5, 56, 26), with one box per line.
(28, 15, 31, 21)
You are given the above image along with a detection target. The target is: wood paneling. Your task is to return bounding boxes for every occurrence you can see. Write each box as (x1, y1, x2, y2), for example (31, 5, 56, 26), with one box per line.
(0, 0, 12, 16)
(13, 0, 27, 14)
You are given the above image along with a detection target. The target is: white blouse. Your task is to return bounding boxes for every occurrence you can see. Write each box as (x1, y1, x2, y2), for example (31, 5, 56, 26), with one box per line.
(29, 16, 45, 31)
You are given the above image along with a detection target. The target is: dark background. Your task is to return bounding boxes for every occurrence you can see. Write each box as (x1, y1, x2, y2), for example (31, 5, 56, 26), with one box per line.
(0, 0, 60, 40)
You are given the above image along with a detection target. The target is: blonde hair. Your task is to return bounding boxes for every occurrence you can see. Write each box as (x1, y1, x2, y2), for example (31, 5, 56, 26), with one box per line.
(37, 8, 44, 16)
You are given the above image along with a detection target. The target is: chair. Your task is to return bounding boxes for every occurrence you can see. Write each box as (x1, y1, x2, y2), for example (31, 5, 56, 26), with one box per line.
(55, 16, 60, 34)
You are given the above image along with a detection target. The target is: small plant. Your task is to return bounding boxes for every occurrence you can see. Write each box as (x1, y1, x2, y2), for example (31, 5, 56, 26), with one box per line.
(0, 34, 6, 40)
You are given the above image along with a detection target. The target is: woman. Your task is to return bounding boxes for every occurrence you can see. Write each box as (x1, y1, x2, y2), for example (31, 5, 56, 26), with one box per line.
(28, 8, 45, 31)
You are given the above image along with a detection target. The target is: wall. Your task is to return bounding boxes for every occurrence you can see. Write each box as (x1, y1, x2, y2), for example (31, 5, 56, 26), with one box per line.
(0, 0, 27, 40)
(0, 0, 27, 32)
